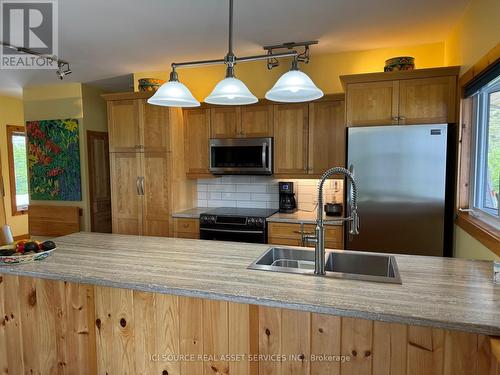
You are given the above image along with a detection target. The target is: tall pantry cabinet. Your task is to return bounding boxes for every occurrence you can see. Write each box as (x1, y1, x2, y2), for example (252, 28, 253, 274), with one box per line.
(103, 92, 196, 236)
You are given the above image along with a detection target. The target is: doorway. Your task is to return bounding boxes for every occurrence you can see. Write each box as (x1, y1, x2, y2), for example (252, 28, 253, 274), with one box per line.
(87, 131, 111, 233)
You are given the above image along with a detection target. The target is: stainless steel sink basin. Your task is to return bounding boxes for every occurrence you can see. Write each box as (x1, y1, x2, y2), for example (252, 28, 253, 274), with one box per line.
(248, 247, 402, 284)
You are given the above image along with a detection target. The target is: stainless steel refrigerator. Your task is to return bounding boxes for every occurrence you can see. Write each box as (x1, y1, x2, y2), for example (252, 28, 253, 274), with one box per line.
(346, 124, 453, 257)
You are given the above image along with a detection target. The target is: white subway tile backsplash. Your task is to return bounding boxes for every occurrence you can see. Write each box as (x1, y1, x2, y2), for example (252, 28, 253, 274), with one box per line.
(196, 176, 343, 211)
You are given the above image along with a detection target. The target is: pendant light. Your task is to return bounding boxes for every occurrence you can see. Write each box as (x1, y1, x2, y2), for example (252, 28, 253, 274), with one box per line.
(265, 58, 324, 103)
(205, 65, 258, 105)
(147, 69, 200, 107)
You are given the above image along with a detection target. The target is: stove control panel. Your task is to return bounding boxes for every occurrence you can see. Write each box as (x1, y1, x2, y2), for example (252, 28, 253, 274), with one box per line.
(247, 217, 265, 228)
(200, 215, 217, 225)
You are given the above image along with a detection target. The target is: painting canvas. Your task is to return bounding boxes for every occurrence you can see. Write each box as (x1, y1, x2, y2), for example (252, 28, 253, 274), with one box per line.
(27, 119, 82, 201)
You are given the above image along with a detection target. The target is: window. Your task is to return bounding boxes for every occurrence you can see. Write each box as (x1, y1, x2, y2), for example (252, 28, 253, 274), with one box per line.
(6, 125, 29, 215)
(471, 77, 500, 218)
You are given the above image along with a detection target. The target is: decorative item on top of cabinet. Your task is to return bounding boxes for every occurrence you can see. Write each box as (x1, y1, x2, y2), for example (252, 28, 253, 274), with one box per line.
(210, 104, 274, 138)
(173, 218, 200, 239)
(308, 98, 346, 175)
(273, 103, 309, 176)
(341, 66, 460, 127)
(184, 108, 212, 178)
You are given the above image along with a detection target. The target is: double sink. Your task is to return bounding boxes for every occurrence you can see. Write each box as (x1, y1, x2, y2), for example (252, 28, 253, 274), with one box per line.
(248, 247, 402, 284)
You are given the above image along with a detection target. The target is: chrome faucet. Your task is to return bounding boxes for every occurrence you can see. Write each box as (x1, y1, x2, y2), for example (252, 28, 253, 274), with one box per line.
(304, 167, 359, 275)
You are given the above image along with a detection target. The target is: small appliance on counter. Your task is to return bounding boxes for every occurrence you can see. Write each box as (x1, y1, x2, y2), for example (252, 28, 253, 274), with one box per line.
(279, 182, 297, 213)
(324, 202, 342, 216)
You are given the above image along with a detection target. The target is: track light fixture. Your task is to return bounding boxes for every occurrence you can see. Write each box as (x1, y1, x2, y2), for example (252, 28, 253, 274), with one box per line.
(148, 0, 323, 107)
(56, 62, 72, 80)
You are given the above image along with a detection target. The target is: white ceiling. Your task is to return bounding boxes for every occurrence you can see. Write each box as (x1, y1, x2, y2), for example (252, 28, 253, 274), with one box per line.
(0, 0, 469, 96)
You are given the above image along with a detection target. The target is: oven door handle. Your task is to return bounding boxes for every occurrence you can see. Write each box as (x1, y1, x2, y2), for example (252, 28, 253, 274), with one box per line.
(200, 228, 265, 234)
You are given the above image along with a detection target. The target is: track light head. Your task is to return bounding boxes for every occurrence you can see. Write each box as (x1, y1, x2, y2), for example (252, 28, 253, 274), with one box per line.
(56, 62, 72, 80)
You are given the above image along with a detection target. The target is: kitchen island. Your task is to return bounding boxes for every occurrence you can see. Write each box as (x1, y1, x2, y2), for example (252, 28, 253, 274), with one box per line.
(0, 232, 499, 374)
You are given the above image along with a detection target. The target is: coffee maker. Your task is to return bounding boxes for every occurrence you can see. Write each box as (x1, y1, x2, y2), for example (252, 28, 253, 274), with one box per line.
(279, 182, 297, 213)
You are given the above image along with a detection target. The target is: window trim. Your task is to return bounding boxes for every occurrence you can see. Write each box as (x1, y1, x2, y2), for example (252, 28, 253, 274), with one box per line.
(6, 125, 28, 216)
(456, 43, 500, 255)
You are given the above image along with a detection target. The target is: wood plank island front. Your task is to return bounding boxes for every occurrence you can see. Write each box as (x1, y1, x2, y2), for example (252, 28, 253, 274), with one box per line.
(0, 233, 499, 374)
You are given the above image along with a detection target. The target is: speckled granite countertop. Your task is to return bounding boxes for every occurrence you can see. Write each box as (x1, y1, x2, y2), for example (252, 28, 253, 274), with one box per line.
(267, 210, 343, 226)
(1, 232, 499, 335)
(172, 207, 206, 219)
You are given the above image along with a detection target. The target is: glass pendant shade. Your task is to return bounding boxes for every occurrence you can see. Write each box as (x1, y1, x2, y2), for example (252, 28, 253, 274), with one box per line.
(265, 69, 324, 103)
(205, 77, 258, 105)
(147, 80, 200, 107)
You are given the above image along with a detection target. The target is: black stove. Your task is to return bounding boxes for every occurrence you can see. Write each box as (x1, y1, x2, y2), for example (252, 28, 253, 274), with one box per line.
(199, 207, 278, 244)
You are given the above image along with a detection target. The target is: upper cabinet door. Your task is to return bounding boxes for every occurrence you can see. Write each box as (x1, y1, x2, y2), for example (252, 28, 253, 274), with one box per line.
(308, 100, 345, 174)
(346, 81, 399, 126)
(273, 104, 309, 175)
(184, 108, 211, 177)
(241, 105, 274, 138)
(141, 101, 171, 152)
(210, 107, 241, 138)
(107, 100, 141, 152)
(398, 76, 457, 124)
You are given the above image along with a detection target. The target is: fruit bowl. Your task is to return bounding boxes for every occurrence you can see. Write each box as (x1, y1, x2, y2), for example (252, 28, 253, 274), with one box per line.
(0, 240, 57, 265)
(0, 248, 56, 265)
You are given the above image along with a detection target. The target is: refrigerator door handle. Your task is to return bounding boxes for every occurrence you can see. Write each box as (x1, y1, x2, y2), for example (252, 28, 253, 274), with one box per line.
(346, 164, 354, 243)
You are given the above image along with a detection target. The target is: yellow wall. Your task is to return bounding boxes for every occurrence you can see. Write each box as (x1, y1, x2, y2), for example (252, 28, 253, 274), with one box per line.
(134, 42, 445, 99)
(444, 0, 500, 261)
(445, 0, 500, 71)
(23, 83, 108, 232)
(0, 95, 28, 236)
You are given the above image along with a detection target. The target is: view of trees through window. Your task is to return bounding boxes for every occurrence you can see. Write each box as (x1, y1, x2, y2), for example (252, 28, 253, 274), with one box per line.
(12, 133, 29, 208)
(487, 91, 499, 210)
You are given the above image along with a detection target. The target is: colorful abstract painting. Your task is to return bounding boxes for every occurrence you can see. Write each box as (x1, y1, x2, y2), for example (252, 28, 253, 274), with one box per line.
(27, 119, 82, 201)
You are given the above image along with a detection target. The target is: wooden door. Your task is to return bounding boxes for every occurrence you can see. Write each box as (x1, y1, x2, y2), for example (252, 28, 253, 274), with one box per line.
(141, 152, 171, 237)
(308, 100, 345, 174)
(141, 100, 171, 152)
(87, 131, 111, 233)
(184, 108, 211, 177)
(346, 81, 399, 126)
(241, 105, 273, 137)
(110, 153, 142, 235)
(210, 107, 241, 138)
(107, 100, 141, 152)
(398, 76, 457, 124)
(273, 104, 309, 175)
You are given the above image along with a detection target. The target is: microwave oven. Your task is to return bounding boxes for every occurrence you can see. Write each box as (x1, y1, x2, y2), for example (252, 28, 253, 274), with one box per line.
(209, 137, 273, 175)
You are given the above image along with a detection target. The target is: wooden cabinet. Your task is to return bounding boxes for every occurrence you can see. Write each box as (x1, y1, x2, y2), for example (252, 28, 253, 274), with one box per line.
(109, 152, 143, 235)
(107, 99, 141, 152)
(210, 107, 240, 138)
(342, 67, 459, 127)
(398, 76, 456, 124)
(104, 92, 196, 237)
(142, 153, 171, 237)
(107, 99, 173, 152)
(345, 81, 398, 126)
(210, 105, 273, 138)
(184, 108, 211, 178)
(268, 222, 343, 249)
(240, 105, 273, 137)
(273, 104, 309, 175)
(173, 218, 200, 239)
(308, 100, 346, 174)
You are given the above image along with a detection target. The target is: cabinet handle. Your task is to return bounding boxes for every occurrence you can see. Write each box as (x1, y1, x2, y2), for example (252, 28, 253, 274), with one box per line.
(399, 116, 406, 124)
(140, 177, 145, 195)
(136, 177, 141, 195)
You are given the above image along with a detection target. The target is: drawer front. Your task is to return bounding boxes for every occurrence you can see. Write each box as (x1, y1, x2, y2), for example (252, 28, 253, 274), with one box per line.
(268, 223, 302, 239)
(174, 232, 200, 240)
(268, 237, 302, 247)
(173, 218, 199, 234)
